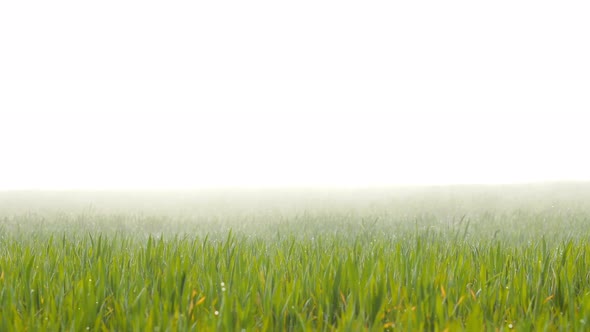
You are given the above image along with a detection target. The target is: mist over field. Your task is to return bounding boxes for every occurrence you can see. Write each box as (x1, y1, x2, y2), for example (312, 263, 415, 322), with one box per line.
(3, 182, 590, 212)
(2, 0, 590, 329)
(2, 183, 589, 238)
(2, 183, 590, 330)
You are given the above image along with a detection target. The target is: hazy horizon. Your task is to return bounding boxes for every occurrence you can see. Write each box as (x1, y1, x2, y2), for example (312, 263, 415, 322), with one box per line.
(1, 179, 590, 191)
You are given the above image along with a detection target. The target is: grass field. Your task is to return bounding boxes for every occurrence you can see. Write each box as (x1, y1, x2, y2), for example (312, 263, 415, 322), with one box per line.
(1, 184, 590, 331)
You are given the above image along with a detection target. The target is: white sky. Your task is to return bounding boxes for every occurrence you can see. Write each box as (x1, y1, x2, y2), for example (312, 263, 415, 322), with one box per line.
(1, 0, 589, 189)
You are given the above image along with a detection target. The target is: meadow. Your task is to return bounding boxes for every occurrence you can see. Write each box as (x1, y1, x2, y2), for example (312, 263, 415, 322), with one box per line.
(1, 183, 590, 331)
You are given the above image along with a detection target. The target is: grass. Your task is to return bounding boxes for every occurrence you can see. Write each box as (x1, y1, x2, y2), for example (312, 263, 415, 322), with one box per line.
(1, 184, 590, 330)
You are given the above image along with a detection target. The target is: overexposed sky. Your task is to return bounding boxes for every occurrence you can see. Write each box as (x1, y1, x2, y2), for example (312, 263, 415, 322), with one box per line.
(1, 1, 589, 189)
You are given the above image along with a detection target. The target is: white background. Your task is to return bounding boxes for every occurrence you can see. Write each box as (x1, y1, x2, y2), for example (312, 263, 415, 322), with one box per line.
(1, 1, 589, 189)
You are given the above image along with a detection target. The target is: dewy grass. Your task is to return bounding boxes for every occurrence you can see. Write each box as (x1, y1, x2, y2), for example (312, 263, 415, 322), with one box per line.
(1, 186, 590, 331)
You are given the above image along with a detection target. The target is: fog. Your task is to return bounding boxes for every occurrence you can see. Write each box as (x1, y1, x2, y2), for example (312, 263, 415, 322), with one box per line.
(2, 183, 589, 216)
(1, 1, 589, 190)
